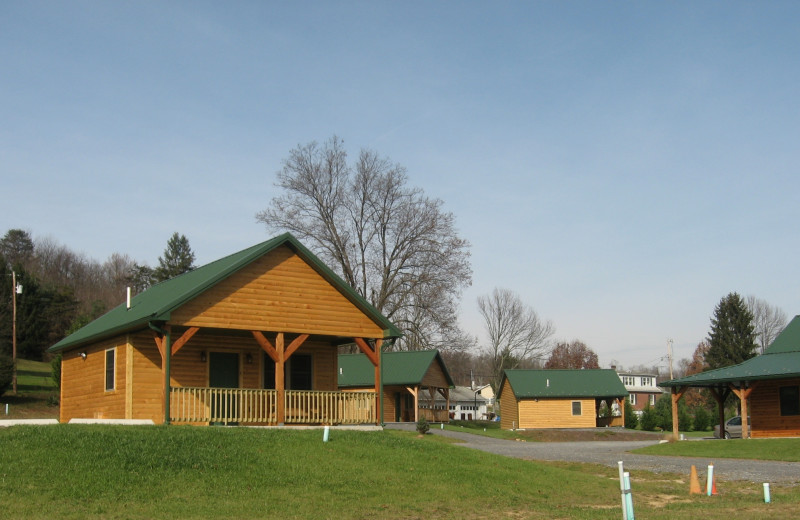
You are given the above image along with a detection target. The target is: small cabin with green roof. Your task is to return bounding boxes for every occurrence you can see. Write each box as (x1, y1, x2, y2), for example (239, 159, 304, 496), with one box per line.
(662, 314, 800, 439)
(497, 369, 628, 430)
(338, 350, 454, 423)
(49, 233, 401, 426)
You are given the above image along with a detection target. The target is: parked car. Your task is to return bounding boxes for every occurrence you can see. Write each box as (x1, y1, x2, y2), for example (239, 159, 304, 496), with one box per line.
(713, 416, 750, 439)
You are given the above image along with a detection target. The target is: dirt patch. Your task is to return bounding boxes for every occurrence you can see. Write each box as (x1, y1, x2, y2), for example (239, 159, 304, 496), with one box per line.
(513, 428, 665, 442)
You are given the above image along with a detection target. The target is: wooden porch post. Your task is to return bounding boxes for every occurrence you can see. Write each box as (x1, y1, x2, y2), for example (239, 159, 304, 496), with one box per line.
(729, 381, 756, 439)
(375, 339, 382, 425)
(275, 333, 285, 424)
(708, 386, 731, 439)
(151, 325, 172, 425)
(670, 386, 687, 440)
(354, 337, 382, 425)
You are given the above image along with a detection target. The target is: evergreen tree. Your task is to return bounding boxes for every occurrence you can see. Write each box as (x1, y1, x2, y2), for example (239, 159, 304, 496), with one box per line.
(706, 292, 757, 369)
(0, 229, 34, 269)
(154, 233, 196, 282)
(624, 399, 638, 429)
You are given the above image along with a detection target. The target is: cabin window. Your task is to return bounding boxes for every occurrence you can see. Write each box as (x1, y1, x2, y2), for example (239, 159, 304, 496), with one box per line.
(779, 386, 800, 416)
(287, 354, 313, 390)
(571, 401, 582, 416)
(105, 348, 116, 391)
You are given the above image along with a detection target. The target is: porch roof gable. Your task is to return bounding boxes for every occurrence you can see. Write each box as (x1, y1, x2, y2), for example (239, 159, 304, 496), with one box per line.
(49, 233, 401, 353)
(661, 315, 800, 387)
(338, 350, 455, 388)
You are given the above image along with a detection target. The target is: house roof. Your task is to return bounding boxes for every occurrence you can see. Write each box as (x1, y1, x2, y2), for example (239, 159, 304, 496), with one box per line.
(498, 369, 629, 399)
(49, 233, 402, 353)
(338, 350, 455, 388)
(440, 386, 490, 403)
(662, 315, 800, 387)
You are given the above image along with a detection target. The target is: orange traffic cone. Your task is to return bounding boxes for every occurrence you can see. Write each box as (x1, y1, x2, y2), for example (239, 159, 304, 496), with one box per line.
(689, 465, 701, 494)
(712, 474, 718, 495)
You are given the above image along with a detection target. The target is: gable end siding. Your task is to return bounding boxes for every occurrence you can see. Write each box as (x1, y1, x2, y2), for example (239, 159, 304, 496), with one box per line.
(170, 245, 384, 338)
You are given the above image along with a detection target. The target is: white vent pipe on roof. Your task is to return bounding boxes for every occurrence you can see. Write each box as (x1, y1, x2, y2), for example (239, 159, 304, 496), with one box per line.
(126, 287, 131, 310)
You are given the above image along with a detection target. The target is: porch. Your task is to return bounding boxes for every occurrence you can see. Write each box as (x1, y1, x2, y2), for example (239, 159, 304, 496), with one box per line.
(170, 387, 377, 425)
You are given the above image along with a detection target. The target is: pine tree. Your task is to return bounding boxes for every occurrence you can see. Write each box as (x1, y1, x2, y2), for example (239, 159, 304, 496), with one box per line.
(706, 292, 757, 369)
(154, 233, 196, 282)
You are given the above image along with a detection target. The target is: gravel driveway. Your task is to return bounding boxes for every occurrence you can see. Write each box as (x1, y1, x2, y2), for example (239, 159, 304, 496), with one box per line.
(385, 424, 800, 485)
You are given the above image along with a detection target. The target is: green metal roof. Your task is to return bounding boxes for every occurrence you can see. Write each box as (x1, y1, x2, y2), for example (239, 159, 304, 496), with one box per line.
(338, 350, 455, 388)
(49, 233, 401, 353)
(498, 369, 628, 399)
(662, 315, 800, 387)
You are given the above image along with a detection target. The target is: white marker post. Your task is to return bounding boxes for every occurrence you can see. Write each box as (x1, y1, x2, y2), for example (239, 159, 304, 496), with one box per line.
(706, 463, 714, 496)
(624, 472, 634, 519)
(323, 426, 330, 442)
(763, 483, 771, 503)
(618, 461, 628, 520)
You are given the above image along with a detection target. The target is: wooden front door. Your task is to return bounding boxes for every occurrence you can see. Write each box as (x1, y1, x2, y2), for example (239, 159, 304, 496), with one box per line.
(209, 352, 239, 424)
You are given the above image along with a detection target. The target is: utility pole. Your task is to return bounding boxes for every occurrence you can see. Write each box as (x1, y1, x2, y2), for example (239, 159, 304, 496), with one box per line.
(12, 270, 19, 395)
(666, 338, 674, 380)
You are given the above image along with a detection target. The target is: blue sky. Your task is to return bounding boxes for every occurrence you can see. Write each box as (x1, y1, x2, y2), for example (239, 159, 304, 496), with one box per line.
(3, 2, 799, 371)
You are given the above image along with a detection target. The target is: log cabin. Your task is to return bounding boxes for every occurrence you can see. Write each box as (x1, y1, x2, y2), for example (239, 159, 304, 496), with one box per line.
(497, 369, 628, 430)
(338, 350, 454, 423)
(48, 233, 401, 426)
(662, 315, 800, 439)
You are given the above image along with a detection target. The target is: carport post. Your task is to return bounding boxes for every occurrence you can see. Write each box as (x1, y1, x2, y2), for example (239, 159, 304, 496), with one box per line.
(670, 386, 686, 441)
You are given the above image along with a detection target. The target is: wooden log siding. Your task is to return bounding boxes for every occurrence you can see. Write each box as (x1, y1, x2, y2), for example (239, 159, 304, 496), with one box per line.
(169, 246, 384, 339)
(60, 336, 128, 422)
(518, 398, 597, 429)
(499, 379, 519, 430)
(749, 377, 800, 438)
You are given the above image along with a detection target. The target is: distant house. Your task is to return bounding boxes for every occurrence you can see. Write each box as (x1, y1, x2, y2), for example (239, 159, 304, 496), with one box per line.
(338, 350, 455, 423)
(497, 369, 628, 430)
(434, 386, 491, 421)
(48, 233, 401, 426)
(616, 371, 662, 414)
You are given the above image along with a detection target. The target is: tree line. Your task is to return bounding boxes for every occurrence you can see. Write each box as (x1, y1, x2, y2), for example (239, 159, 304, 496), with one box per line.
(0, 230, 196, 363)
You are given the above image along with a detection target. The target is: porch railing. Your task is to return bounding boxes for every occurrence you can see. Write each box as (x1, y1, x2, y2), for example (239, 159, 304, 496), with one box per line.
(170, 387, 376, 425)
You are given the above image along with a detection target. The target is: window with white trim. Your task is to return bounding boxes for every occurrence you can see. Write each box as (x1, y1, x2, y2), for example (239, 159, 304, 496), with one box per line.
(649, 394, 656, 406)
(629, 393, 637, 405)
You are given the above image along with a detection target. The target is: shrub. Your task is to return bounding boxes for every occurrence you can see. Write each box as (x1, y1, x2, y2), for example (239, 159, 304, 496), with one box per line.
(639, 403, 659, 431)
(0, 350, 13, 396)
(693, 405, 711, 431)
(51, 354, 62, 389)
(624, 400, 638, 429)
(415, 417, 430, 435)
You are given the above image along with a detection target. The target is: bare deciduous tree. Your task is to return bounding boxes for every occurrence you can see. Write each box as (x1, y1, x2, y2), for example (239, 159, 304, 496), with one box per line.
(477, 287, 554, 390)
(544, 340, 599, 369)
(746, 295, 788, 354)
(256, 136, 472, 351)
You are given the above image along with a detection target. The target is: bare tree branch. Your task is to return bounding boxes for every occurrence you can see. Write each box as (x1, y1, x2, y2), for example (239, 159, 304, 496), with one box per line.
(746, 295, 788, 354)
(256, 136, 472, 351)
(477, 287, 554, 390)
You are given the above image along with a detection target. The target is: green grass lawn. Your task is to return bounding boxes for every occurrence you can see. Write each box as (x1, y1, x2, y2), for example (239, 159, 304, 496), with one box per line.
(1, 359, 59, 420)
(15, 358, 57, 391)
(634, 437, 800, 462)
(1, 425, 798, 519)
